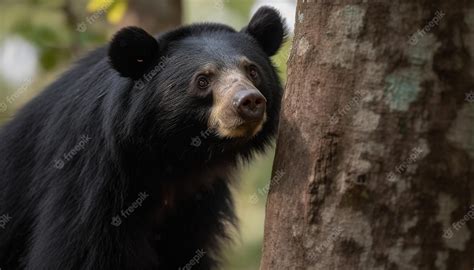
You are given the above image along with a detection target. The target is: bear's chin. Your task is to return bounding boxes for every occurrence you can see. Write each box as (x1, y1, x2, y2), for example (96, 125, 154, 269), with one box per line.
(216, 119, 266, 139)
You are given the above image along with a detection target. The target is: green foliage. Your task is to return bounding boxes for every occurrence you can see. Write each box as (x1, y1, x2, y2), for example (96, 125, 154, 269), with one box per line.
(225, 0, 255, 19)
(14, 22, 69, 69)
(273, 39, 292, 82)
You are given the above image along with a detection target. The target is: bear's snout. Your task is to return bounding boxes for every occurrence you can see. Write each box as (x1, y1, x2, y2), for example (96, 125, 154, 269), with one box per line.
(233, 89, 266, 121)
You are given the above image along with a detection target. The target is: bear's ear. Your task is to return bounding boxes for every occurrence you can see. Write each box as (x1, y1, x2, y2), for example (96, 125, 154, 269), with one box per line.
(108, 27, 160, 79)
(242, 6, 287, 56)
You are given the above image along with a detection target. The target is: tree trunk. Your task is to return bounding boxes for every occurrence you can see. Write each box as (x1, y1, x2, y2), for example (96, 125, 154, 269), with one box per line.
(261, 1, 474, 269)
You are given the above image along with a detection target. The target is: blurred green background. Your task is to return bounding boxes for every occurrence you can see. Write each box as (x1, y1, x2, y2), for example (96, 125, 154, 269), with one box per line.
(0, 0, 295, 269)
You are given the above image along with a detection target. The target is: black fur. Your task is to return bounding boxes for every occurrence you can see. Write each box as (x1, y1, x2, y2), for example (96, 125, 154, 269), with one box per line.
(242, 6, 288, 56)
(0, 6, 285, 270)
(109, 26, 160, 79)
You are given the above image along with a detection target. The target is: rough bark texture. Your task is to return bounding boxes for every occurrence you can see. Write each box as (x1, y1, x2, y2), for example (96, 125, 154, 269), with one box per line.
(119, 0, 182, 34)
(261, 0, 474, 269)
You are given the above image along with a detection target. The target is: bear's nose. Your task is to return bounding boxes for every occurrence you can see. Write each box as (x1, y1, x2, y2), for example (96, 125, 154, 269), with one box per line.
(233, 90, 266, 121)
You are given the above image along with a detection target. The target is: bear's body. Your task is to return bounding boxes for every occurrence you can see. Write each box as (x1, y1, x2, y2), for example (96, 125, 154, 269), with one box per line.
(0, 7, 285, 270)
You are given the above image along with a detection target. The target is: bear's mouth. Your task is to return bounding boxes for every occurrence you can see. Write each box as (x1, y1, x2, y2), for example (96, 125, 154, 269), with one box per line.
(215, 114, 266, 138)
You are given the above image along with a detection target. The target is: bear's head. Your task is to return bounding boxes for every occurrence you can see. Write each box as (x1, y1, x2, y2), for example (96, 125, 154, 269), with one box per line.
(108, 6, 286, 161)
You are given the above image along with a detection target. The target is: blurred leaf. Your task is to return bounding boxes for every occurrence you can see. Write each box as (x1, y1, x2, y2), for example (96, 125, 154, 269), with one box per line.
(86, 0, 126, 25)
(77, 30, 107, 47)
(272, 38, 292, 82)
(14, 23, 59, 47)
(13, 22, 71, 70)
(107, 0, 127, 24)
(225, 0, 255, 19)
(40, 48, 61, 70)
(86, 0, 113, 12)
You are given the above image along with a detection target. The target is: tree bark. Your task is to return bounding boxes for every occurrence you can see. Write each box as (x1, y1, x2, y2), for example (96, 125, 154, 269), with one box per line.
(261, 0, 474, 269)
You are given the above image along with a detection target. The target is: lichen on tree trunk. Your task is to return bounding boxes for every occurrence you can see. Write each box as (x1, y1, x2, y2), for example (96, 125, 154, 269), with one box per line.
(261, 0, 474, 269)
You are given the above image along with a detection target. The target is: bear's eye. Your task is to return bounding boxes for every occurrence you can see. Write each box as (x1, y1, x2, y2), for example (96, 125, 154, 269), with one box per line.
(248, 65, 259, 81)
(197, 75, 210, 89)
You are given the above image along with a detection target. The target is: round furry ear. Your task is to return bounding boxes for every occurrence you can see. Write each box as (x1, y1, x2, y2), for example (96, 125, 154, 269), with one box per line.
(108, 27, 160, 79)
(242, 6, 288, 56)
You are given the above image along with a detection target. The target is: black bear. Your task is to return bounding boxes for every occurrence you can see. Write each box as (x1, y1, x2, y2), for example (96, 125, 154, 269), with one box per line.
(0, 6, 286, 270)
